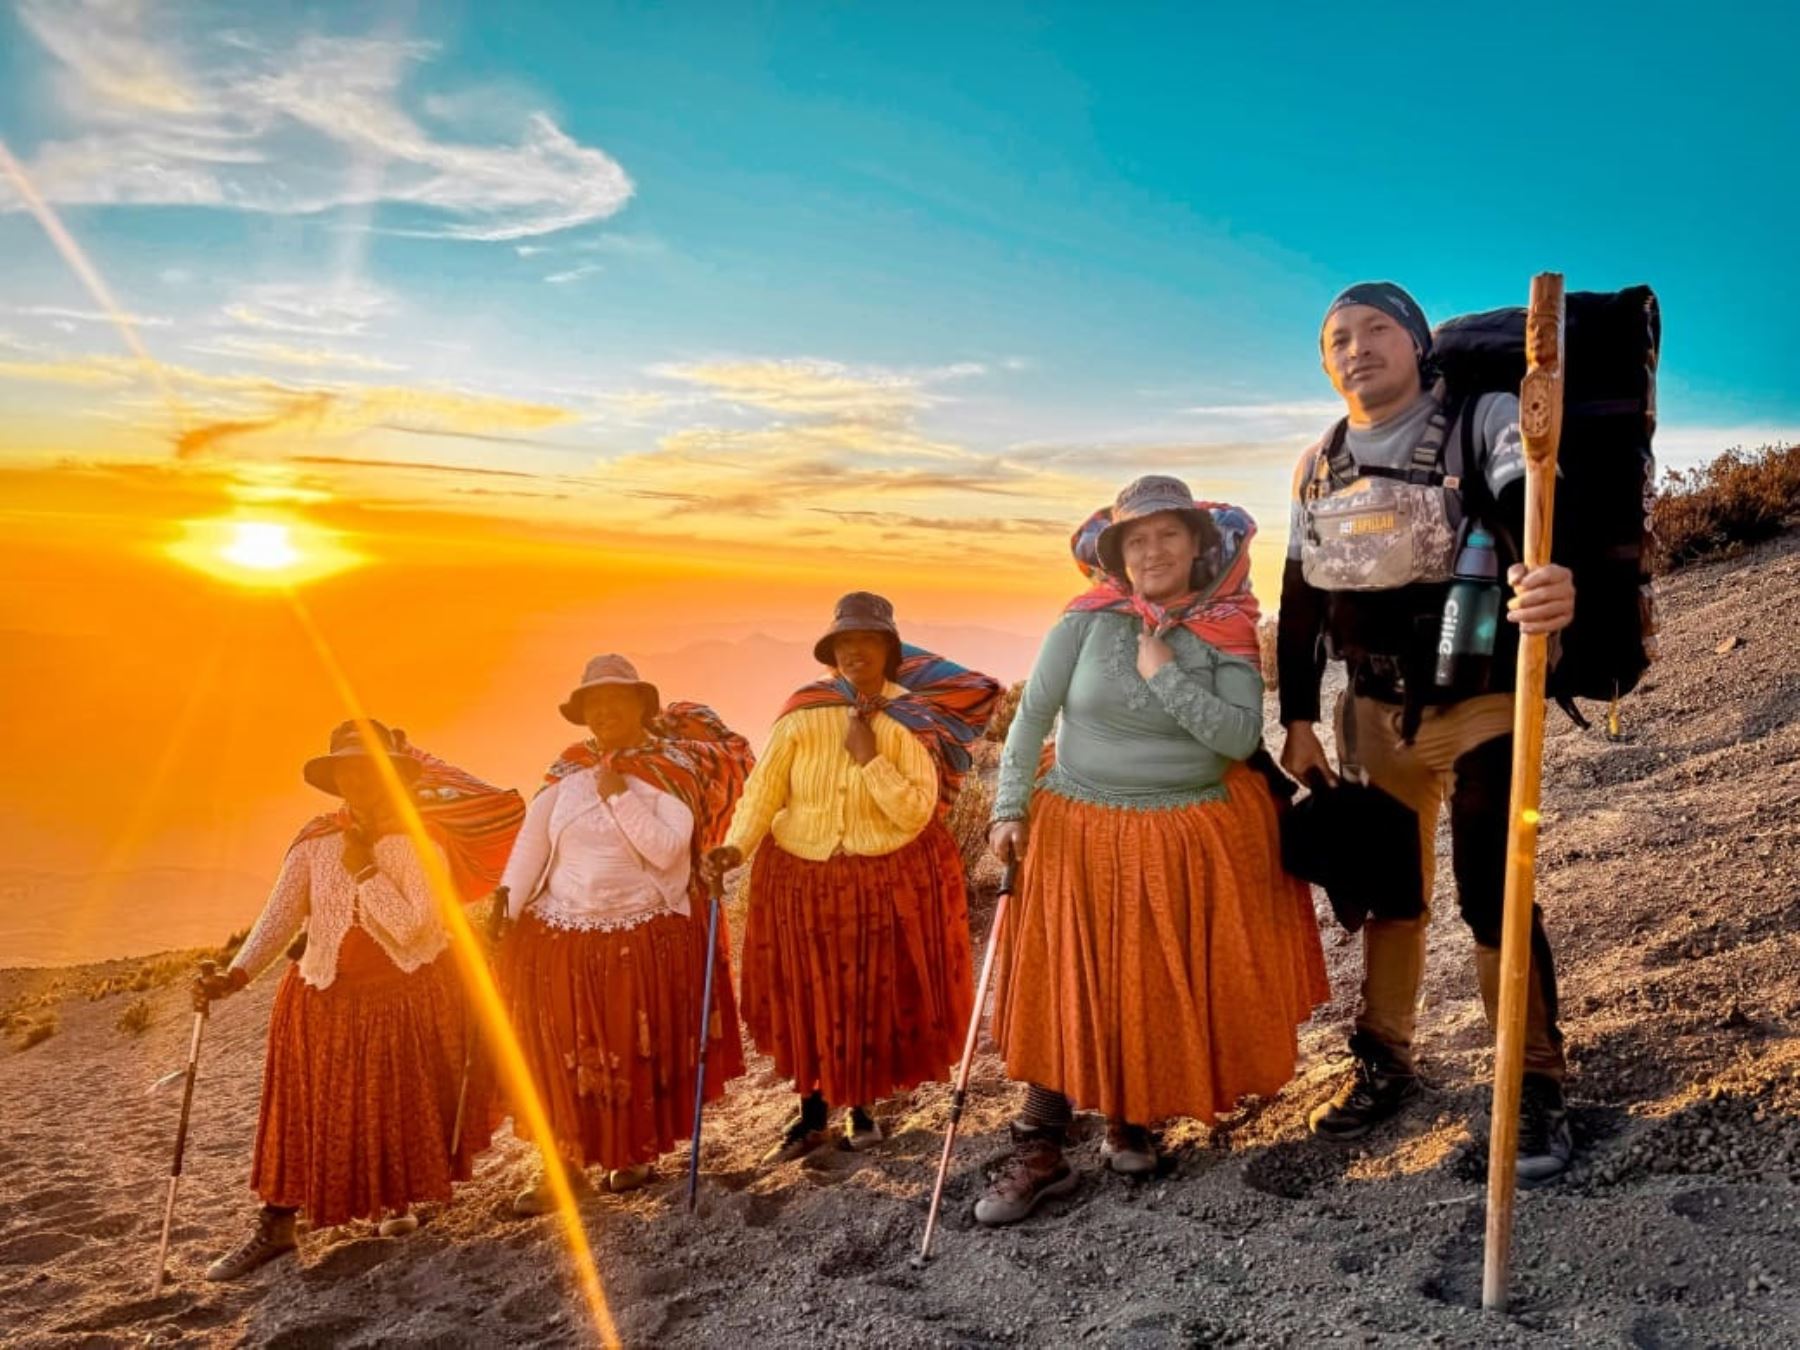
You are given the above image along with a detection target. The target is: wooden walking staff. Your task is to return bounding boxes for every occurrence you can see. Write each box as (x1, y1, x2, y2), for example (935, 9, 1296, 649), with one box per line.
(1482, 271, 1567, 1312)
(149, 960, 216, 1297)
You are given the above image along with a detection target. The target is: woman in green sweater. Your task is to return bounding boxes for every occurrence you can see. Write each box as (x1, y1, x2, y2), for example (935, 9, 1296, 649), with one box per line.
(978, 475, 1328, 1225)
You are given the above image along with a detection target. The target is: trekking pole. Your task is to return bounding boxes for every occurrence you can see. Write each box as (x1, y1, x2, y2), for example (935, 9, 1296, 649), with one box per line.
(149, 960, 215, 1298)
(914, 849, 1019, 1267)
(451, 886, 508, 1158)
(685, 872, 727, 1213)
(1482, 272, 1566, 1312)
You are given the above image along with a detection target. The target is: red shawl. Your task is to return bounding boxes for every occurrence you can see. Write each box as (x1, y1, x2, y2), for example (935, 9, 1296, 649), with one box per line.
(1063, 500, 1262, 662)
(287, 743, 526, 903)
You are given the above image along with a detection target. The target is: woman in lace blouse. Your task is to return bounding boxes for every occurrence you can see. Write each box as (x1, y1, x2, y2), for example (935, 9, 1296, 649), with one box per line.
(192, 719, 492, 1280)
(497, 655, 751, 1213)
(976, 476, 1329, 1226)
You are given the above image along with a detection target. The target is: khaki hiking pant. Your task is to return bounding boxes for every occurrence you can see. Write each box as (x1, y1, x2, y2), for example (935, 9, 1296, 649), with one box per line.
(1335, 689, 1566, 1082)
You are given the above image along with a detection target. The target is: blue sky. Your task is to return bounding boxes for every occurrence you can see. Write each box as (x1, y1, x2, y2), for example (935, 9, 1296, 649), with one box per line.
(1, 0, 1794, 596)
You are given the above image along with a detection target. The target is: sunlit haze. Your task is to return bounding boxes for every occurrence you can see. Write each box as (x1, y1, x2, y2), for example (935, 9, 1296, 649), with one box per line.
(2, 1, 1796, 969)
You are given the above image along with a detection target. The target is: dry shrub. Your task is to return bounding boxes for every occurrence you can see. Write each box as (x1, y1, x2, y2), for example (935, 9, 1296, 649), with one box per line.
(1652, 444, 1800, 573)
(117, 998, 153, 1035)
(15, 1012, 57, 1050)
(946, 774, 997, 879)
(986, 681, 1026, 744)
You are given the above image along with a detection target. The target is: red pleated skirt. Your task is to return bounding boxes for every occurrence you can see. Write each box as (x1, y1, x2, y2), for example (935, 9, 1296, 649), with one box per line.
(740, 820, 975, 1106)
(499, 906, 745, 1171)
(250, 925, 489, 1227)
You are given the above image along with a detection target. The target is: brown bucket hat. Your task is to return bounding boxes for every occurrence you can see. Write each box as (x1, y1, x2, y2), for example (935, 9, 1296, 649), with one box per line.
(559, 653, 661, 725)
(302, 719, 423, 796)
(812, 591, 903, 672)
(1095, 474, 1216, 578)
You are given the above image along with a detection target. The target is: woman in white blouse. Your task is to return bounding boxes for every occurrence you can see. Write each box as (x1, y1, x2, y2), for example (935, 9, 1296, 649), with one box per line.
(499, 654, 748, 1213)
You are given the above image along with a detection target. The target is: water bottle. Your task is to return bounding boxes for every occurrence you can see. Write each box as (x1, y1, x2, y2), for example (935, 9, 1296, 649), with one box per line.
(1434, 527, 1502, 689)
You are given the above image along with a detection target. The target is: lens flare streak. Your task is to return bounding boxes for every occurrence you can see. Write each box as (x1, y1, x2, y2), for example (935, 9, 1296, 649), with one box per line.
(286, 593, 620, 1348)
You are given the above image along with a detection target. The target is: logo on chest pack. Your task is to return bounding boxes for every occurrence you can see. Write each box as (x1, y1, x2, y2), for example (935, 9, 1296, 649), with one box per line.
(1339, 512, 1398, 537)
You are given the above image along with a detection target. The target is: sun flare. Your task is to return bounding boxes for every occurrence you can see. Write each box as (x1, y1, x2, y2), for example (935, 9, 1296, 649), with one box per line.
(221, 521, 300, 571)
(166, 515, 363, 589)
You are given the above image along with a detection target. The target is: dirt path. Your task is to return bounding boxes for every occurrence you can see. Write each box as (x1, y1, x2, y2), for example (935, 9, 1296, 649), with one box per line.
(5, 530, 1799, 1348)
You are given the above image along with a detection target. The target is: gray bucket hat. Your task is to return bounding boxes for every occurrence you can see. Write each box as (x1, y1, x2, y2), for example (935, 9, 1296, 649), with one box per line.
(813, 591, 903, 671)
(559, 653, 661, 725)
(301, 719, 422, 796)
(1094, 475, 1215, 578)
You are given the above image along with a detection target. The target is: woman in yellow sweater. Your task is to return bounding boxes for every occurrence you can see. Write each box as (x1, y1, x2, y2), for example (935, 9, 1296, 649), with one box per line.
(706, 593, 997, 1162)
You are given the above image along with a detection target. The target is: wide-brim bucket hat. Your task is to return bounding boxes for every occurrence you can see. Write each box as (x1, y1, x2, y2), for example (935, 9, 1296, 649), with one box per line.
(1094, 475, 1218, 578)
(301, 719, 423, 796)
(559, 653, 662, 725)
(812, 591, 903, 674)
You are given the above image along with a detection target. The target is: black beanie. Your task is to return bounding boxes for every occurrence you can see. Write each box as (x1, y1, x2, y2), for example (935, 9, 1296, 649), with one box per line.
(1321, 281, 1433, 362)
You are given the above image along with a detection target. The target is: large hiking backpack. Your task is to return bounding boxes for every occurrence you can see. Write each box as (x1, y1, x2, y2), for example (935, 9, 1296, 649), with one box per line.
(1433, 286, 1661, 726)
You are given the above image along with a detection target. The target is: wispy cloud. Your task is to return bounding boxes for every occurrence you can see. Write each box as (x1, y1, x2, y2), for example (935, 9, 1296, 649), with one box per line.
(11, 304, 172, 329)
(0, 356, 135, 387)
(187, 335, 406, 372)
(651, 357, 986, 418)
(545, 262, 602, 285)
(219, 283, 392, 338)
(1652, 423, 1800, 473)
(0, 346, 577, 457)
(6, 2, 635, 241)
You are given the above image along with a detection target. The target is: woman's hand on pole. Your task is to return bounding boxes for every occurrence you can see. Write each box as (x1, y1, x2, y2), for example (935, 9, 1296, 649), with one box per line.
(703, 844, 743, 885)
(988, 820, 1027, 864)
(191, 964, 245, 1010)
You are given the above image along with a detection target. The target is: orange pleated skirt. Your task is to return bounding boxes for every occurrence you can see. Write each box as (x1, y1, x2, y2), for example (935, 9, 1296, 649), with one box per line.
(740, 821, 975, 1106)
(250, 924, 489, 1227)
(499, 906, 745, 1171)
(994, 765, 1329, 1126)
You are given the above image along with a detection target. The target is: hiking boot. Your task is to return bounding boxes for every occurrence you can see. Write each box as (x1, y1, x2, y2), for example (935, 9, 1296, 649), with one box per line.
(973, 1138, 1079, 1227)
(377, 1210, 418, 1238)
(204, 1207, 298, 1282)
(511, 1167, 593, 1216)
(1516, 1074, 1573, 1186)
(605, 1164, 651, 1194)
(845, 1106, 883, 1151)
(1308, 1051, 1422, 1142)
(1102, 1121, 1158, 1176)
(762, 1114, 833, 1165)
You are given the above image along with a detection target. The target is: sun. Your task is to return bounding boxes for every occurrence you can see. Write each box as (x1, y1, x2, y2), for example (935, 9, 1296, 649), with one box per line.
(221, 521, 302, 571)
(166, 514, 363, 589)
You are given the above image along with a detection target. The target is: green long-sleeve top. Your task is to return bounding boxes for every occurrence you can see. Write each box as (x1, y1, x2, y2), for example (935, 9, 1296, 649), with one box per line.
(992, 609, 1264, 820)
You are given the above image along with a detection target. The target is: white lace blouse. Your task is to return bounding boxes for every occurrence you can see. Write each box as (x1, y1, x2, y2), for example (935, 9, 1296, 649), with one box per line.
(228, 832, 450, 990)
(499, 770, 696, 932)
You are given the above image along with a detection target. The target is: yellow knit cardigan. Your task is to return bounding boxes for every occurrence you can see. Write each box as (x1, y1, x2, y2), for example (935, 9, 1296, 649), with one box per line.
(724, 687, 939, 861)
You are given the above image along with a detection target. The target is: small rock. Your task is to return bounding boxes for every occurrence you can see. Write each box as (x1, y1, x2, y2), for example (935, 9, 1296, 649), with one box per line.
(1715, 635, 1744, 653)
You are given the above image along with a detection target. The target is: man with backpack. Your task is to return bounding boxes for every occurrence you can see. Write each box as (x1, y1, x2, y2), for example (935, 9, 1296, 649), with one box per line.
(1278, 280, 1577, 1182)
